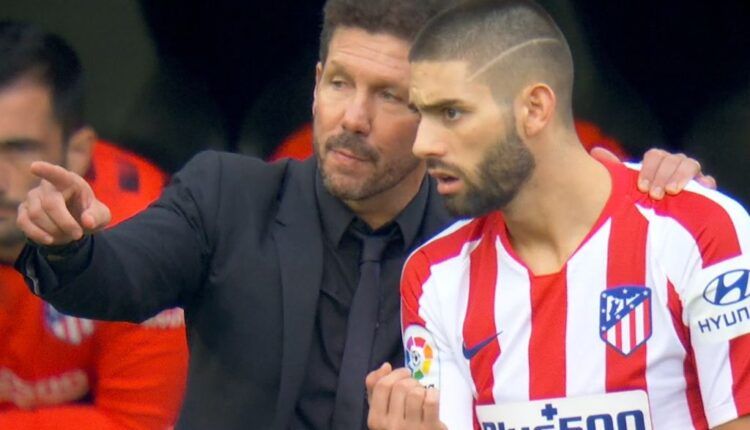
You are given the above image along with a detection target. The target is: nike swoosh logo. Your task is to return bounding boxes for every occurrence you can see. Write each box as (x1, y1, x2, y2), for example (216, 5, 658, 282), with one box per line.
(462, 330, 503, 360)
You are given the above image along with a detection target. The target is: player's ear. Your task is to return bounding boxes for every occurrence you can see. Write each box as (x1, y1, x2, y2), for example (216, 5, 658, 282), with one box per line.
(313, 62, 323, 116)
(517, 83, 556, 138)
(66, 126, 96, 176)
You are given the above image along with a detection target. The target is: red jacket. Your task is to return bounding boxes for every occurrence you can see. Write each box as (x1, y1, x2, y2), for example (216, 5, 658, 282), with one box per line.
(0, 141, 187, 430)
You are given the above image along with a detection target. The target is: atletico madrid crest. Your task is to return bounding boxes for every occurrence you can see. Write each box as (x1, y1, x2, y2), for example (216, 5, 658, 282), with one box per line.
(44, 303, 95, 345)
(600, 286, 652, 356)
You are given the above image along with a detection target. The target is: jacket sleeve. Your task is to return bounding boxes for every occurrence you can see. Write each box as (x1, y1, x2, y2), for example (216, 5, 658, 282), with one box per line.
(16, 151, 223, 322)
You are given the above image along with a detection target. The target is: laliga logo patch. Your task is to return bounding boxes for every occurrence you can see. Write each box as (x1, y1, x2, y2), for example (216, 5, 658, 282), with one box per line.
(403, 325, 440, 389)
(600, 287, 652, 356)
(406, 336, 433, 381)
(703, 269, 750, 306)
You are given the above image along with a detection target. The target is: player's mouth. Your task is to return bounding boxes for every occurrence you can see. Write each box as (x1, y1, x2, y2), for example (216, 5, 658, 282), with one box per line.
(429, 170, 463, 195)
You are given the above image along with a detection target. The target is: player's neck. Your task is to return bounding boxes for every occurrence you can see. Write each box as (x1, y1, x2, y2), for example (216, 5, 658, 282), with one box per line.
(502, 141, 612, 275)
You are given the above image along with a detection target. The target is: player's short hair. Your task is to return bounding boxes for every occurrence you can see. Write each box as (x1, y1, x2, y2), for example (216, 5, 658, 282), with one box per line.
(411, 0, 575, 122)
(319, 0, 455, 63)
(0, 21, 85, 140)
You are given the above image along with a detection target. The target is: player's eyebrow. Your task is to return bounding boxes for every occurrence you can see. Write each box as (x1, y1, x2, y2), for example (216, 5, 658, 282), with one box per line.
(413, 98, 465, 113)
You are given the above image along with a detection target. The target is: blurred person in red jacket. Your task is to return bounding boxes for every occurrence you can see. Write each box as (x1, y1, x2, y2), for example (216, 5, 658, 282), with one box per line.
(0, 21, 188, 430)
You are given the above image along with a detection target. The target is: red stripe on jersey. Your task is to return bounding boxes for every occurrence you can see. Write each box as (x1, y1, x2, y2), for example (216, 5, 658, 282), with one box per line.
(401, 252, 432, 328)
(667, 280, 709, 429)
(464, 232, 501, 405)
(472, 398, 481, 430)
(730, 335, 750, 419)
(528, 272, 567, 399)
(401, 217, 493, 328)
(605, 203, 649, 392)
(651, 192, 741, 267)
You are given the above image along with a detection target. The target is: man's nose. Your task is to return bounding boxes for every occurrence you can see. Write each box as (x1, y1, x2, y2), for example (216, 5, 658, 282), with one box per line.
(412, 120, 447, 160)
(341, 91, 372, 135)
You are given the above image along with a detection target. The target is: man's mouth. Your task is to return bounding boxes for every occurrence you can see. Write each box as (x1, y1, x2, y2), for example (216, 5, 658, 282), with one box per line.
(328, 148, 373, 165)
(428, 170, 462, 194)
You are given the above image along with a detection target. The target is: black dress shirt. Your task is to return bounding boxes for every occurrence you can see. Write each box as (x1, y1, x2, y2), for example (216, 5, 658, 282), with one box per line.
(291, 172, 430, 429)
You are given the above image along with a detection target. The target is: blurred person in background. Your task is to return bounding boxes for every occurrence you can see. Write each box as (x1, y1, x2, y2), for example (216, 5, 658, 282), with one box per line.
(11, 1, 711, 429)
(0, 21, 188, 430)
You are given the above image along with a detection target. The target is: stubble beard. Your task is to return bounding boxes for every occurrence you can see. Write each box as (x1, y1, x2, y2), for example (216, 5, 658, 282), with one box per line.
(316, 131, 421, 202)
(437, 128, 535, 218)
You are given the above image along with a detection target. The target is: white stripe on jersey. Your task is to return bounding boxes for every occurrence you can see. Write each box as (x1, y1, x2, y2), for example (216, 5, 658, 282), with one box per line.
(565, 220, 610, 396)
(492, 237, 532, 403)
(642, 223, 694, 430)
(416, 237, 481, 427)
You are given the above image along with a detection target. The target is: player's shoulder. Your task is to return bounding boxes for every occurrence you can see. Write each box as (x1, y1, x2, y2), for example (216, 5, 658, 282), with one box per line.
(621, 162, 749, 231)
(405, 213, 498, 273)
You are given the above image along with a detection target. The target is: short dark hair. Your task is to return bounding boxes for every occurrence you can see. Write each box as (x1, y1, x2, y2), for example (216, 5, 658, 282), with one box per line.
(0, 21, 85, 139)
(411, 0, 575, 122)
(319, 0, 454, 63)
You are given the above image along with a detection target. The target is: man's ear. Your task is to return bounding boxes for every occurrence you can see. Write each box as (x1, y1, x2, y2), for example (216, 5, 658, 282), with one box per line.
(517, 83, 556, 138)
(65, 126, 96, 176)
(312, 62, 323, 116)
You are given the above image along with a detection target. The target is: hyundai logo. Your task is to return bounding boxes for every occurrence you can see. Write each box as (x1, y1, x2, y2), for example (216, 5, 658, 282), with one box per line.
(703, 269, 750, 306)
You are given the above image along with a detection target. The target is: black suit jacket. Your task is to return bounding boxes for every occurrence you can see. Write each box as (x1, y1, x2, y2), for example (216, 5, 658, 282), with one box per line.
(18, 151, 452, 429)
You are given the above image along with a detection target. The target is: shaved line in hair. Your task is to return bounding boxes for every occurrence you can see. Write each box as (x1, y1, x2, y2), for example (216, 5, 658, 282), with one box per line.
(467, 37, 561, 82)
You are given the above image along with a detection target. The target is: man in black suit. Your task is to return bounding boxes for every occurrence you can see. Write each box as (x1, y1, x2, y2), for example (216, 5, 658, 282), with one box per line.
(13, 0, 709, 429)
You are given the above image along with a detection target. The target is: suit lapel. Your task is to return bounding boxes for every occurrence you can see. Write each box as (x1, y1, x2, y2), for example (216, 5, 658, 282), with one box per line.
(271, 158, 324, 427)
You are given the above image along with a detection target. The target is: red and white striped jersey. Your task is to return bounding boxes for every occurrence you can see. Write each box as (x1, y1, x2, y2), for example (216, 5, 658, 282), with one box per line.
(401, 161, 750, 430)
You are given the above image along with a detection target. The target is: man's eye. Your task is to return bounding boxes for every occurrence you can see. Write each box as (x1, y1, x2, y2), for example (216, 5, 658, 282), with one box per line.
(381, 90, 399, 102)
(330, 79, 346, 89)
(1, 141, 37, 153)
(443, 108, 462, 121)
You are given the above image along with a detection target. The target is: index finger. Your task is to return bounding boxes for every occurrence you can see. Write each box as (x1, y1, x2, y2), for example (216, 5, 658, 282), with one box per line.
(367, 362, 393, 403)
(30, 161, 79, 192)
(637, 148, 668, 192)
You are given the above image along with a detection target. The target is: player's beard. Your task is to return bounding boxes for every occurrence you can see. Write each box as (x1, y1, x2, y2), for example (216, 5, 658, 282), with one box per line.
(430, 126, 535, 218)
(315, 130, 421, 201)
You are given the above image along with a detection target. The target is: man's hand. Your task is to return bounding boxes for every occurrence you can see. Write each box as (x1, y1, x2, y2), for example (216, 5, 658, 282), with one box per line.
(366, 363, 447, 430)
(16, 161, 110, 246)
(590, 147, 717, 199)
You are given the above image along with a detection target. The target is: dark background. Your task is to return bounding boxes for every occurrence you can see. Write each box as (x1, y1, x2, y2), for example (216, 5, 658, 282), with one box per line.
(2, 0, 749, 203)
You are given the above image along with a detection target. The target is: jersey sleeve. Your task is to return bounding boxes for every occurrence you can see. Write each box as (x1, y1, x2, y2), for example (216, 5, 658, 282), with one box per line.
(401, 250, 475, 429)
(676, 189, 750, 428)
(0, 406, 121, 430)
(89, 311, 188, 429)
